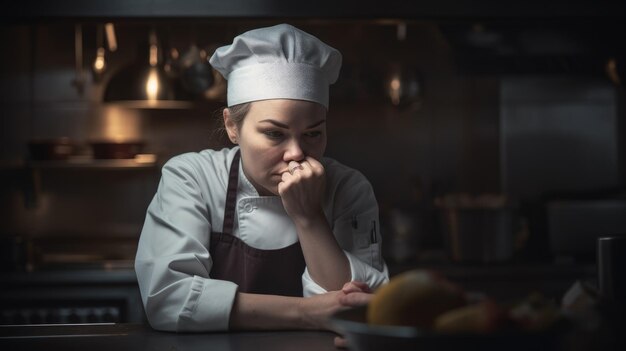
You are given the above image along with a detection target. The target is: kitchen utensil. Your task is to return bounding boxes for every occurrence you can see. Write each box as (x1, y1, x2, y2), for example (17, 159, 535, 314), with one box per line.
(179, 44, 215, 96)
(71, 24, 85, 95)
(104, 22, 117, 52)
(597, 235, 626, 302)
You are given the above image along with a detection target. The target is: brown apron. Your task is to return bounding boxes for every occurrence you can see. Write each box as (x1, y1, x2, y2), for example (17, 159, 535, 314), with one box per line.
(209, 150, 306, 297)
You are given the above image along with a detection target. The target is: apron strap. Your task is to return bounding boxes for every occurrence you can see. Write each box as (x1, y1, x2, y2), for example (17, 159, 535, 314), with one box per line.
(222, 150, 241, 236)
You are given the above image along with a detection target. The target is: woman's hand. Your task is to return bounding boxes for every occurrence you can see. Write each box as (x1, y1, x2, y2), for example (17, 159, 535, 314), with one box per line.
(333, 281, 372, 349)
(278, 156, 326, 226)
(298, 281, 373, 332)
(279, 156, 350, 290)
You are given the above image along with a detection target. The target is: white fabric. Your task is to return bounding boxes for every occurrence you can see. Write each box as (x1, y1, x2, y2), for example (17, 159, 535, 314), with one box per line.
(135, 147, 389, 332)
(209, 24, 342, 108)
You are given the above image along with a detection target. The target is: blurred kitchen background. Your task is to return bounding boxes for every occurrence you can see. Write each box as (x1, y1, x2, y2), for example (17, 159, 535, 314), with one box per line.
(1, 0, 625, 325)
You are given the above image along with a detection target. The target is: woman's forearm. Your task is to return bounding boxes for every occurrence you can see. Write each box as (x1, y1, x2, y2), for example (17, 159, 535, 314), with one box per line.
(229, 292, 305, 330)
(229, 284, 371, 331)
(293, 211, 351, 291)
(229, 291, 339, 330)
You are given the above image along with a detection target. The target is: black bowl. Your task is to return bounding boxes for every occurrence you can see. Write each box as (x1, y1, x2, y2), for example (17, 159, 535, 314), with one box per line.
(329, 306, 566, 351)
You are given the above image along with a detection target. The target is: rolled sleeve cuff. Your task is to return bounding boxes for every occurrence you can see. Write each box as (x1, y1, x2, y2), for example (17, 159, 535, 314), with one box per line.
(301, 250, 389, 297)
(178, 275, 239, 331)
(344, 250, 389, 289)
(302, 267, 328, 297)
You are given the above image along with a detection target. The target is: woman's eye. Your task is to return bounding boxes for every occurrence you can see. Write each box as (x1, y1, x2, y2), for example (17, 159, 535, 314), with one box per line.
(263, 130, 284, 139)
(304, 131, 322, 138)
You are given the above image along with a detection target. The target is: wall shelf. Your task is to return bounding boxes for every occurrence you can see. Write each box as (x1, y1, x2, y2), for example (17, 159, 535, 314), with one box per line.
(0, 159, 159, 171)
(27, 159, 158, 170)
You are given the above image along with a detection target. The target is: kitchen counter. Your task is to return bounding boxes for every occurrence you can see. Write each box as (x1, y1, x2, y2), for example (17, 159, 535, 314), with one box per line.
(2, 309, 625, 351)
(1, 264, 623, 351)
(0, 323, 338, 351)
(1, 269, 145, 325)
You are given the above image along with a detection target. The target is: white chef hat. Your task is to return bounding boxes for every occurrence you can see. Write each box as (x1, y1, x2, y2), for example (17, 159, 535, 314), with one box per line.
(209, 23, 342, 109)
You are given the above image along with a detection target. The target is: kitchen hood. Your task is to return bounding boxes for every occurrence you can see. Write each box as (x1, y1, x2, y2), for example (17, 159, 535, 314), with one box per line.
(102, 28, 195, 108)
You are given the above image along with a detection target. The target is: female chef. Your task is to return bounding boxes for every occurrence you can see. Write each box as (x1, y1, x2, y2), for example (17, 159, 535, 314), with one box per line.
(134, 23, 389, 333)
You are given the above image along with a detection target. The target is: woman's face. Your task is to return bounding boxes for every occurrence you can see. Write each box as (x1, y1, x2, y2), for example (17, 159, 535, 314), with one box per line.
(224, 99, 327, 196)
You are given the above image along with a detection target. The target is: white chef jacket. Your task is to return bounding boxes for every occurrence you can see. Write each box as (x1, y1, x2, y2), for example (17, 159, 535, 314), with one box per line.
(135, 147, 389, 332)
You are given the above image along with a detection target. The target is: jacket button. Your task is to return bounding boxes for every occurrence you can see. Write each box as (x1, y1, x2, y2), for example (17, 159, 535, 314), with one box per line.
(244, 203, 254, 212)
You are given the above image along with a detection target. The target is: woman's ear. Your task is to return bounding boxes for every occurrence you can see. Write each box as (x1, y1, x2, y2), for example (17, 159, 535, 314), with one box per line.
(223, 108, 238, 144)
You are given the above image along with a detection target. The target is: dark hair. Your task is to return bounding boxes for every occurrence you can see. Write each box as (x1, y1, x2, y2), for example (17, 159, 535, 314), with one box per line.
(226, 102, 252, 129)
(212, 102, 252, 145)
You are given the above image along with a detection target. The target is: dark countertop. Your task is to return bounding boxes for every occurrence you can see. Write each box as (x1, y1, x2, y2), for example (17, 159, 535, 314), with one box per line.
(0, 323, 338, 351)
(0, 263, 621, 351)
(3, 310, 625, 351)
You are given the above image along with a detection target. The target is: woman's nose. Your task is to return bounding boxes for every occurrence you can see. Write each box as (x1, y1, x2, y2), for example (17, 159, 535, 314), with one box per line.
(284, 139, 305, 162)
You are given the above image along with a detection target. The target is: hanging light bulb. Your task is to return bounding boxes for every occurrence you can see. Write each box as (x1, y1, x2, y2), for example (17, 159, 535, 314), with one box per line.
(389, 75, 402, 106)
(146, 68, 159, 101)
(92, 24, 107, 81)
(93, 47, 106, 73)
(145, 30, 160, 104)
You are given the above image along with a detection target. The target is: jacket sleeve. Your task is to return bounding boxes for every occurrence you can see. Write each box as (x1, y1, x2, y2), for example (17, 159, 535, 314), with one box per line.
(302, 171, 389, 296)
(134, 156, 238, 331)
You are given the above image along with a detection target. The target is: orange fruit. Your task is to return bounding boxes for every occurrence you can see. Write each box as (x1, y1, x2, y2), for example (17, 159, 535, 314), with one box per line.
(367, 269, 466, 329)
